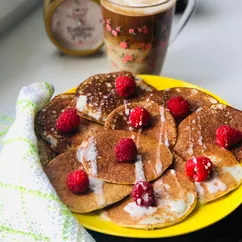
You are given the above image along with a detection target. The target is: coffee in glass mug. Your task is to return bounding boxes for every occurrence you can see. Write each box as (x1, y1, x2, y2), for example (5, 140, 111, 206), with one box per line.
(101, 0, 195, 74)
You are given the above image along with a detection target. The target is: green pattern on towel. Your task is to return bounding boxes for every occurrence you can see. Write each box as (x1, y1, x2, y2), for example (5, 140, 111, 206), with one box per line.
(0, 83, 95, 242)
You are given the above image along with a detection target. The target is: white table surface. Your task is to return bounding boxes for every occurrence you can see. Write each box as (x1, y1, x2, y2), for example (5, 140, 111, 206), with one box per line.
(0, 0, 241, 117)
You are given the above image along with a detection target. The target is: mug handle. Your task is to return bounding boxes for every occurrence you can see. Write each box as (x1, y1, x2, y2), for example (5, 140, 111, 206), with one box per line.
(169, 0, 197, 45)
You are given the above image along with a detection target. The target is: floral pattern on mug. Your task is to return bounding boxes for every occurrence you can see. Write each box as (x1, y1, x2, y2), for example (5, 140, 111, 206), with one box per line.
(139, 42, 152, 50)
(141, 57, 146, 63)
(106, 24, 111, 32)
(116, 26, 121, 32)
(143, 25, 148, 34)
(112, 30, 118, 36)
(129, 29, 136, 35)
(161, 24, 167, 32)
(160, 39, 168, 48)
(138, 28, 143, 33)
(120, 41, 128, 49)
(111, 61, 118, 68)
(107, 45, 113, 51)
(104, 19, 151, 37)
(122, 54, 133, 63)
(139, 42, 145, 49)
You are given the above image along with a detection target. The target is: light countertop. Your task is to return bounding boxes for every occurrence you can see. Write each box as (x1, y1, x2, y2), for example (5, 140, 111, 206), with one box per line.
(0, 0, 241, 116)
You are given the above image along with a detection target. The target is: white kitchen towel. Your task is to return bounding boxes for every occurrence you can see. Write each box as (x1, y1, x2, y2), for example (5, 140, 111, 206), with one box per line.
(0, 82, 95, 242)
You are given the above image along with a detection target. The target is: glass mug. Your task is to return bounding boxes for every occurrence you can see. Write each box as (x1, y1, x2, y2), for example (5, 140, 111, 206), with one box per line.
(100, 0, 196, 74)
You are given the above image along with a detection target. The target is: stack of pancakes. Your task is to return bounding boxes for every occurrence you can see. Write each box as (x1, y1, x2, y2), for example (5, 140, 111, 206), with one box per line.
(35, 71, 242, 230)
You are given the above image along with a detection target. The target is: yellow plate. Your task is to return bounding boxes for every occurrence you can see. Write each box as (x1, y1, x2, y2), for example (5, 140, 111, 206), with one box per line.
(69, 75, 242, 238)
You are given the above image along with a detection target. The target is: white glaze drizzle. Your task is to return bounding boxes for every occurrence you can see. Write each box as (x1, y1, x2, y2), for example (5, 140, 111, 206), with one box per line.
(171, 170, 182, 189)
(135, 128, 142, 147)
(83, 138, 98, 176)
(76, 147, 83, 163)
(124, 202, 157, 219)
(209, 97, 218, 104)
(139, 192, 195, 224)
(135, 155, 146, 182)
(155, 106, 165, 175)
(46, 134, 58, 147)
(124, 170, 196, 225)
(123, 100, 130, 116)
(88, 109, 102, 120)
(170, 169, 176, 175)
(191, 89, 198, 95)
(203, 172, 227, 194)
(161, 106, 169, 147)
(223, 165, 242, 184)
(163, 183, 171, 190)
(195, 182, 205, 197)
(187, 116, 194, 155)
(89, 177, 105, 206)
(197, 115, 207, 150)
(146, 93, 154, 102)
(76, 95, 87, 111)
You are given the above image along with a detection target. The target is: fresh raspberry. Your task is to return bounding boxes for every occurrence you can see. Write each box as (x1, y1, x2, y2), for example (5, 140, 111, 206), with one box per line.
(132, 181, 155, 207)
(115, 75, 136, 97)
(128, 107, 151, 128)
(114, 138, 137, 162)
(56, 108, 80, 133)
(167, 96, 190, 119)
(66, 169, 89, 194)
(216, 125, 242, 149)
(185, 157, 214, 182)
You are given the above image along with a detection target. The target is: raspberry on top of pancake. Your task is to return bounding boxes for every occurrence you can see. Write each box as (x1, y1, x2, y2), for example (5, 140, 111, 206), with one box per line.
(36, 93, 104, 153)
(45, 148, 132, 213)
(106, 170, 197, 229)
(173, 144, 242, 203)
(80, 130, 173, 184)
(174, 104, 242, 163)
(75, 72, 155, 124)
(105, 101, 177, 148)
(150, 87, 219, 112)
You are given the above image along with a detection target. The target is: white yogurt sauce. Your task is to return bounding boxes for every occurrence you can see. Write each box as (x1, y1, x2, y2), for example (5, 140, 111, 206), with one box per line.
(89, 177, 105, 206)
(76, 147, 83, 163)
(204, 174, 227, 194)
(135, 155, 146, 182)
(155, 106, 166, 175)
(76, 95, 87, 111)
(223, 165, 242, 183)
(88, 109, 102, 120)
(124, 202, 157, 219)
(83, 138, 98, 176)
(46, 134, 58, 147)
(123, 100, 130, 116)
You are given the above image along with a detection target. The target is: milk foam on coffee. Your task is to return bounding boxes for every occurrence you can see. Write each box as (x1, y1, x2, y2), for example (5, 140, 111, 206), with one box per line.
(101, 0, 176, 16)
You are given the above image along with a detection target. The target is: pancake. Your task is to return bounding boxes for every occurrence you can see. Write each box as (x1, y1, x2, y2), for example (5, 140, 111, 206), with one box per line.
(45, 148, 132, 213)
(150, 87, 219, 112)
(173, 104, 242, 163)
(80, 130, 173, 184)
(105, 101, 177, 148)
(105, 169, 197, 229)
(36, 93, 104, 153)
(36, 133, 56, 168)
(75, 72, 155, 124)
(173, 144, 242, 203)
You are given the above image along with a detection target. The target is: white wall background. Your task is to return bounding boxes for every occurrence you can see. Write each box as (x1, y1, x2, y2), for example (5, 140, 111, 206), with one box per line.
(0, 0, 42, 35)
